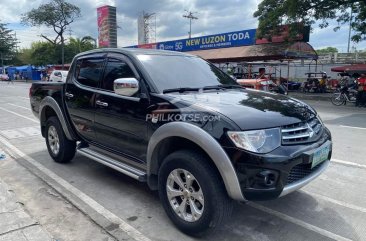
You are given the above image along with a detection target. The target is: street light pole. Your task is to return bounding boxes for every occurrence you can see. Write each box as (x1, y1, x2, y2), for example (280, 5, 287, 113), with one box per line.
(183, 10, 198, 39)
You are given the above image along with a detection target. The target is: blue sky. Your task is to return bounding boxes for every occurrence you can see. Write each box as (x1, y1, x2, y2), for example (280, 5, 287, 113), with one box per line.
(1, 0, 365, 52)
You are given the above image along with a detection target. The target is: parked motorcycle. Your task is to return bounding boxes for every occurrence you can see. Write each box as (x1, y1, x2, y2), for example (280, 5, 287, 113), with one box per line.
(331, 85, 357, 106)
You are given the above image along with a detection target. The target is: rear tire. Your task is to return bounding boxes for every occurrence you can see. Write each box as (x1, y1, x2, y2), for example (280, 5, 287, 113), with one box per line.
(331, 93, 346, 106)
(158, 150, 233, 236)
(45, 116, 76, 163)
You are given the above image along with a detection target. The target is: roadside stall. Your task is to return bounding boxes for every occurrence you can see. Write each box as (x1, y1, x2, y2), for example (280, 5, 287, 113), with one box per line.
(331, 64, 366, 88)
(188, 41, 318, 91)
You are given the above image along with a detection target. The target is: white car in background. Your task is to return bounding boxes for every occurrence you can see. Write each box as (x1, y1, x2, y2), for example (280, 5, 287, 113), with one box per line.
(0, 74, 9, 81)
(49, 70, 68, 82)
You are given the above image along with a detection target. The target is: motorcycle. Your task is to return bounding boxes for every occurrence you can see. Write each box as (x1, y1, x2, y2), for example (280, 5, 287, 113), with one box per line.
(331, 85, 357, 106)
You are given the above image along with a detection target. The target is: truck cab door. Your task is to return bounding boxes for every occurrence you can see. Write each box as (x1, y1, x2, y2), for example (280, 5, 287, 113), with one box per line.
(64, 56, 105, 142)
(93, 55, 149, 163)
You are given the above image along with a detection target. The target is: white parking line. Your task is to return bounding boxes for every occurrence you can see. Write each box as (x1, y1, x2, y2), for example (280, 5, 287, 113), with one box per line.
(300, 190, 366, 214)
(332, 158, 366, 169)
(248, 203, 352, 241)
(340, 125, 366, 130)
(7, 103, 31, 111)
(17, 96, 30, 100)
(0, 136, 152, 241)
(0, 107, 38, 123)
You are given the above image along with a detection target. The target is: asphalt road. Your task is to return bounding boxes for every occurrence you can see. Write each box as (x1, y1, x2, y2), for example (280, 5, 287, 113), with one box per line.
(0, 82, 365, 241)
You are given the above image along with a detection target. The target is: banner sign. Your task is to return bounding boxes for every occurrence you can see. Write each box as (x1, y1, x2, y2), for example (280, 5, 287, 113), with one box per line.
(129, 29, 256, 52)
(97, 6, 110, 47)
(127, 26, 309, 52)
(157, 29, 256, 52)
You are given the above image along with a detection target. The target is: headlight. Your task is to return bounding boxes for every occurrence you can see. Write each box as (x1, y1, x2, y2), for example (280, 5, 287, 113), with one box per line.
(227, 128, 281, 153)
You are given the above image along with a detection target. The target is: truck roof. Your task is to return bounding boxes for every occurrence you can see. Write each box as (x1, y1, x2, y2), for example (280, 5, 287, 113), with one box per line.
(75, 48, 195, 58)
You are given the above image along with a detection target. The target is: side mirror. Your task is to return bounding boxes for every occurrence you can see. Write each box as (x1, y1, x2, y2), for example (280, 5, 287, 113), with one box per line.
(113, 78, 139, 97)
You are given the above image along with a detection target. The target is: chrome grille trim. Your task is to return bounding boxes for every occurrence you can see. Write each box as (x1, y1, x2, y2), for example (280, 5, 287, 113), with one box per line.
(281, 117, 323, 145)
(281, 126, 308, 133)
(282, 133, 311, 140)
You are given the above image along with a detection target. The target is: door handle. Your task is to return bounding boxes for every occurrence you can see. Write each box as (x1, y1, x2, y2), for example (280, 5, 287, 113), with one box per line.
(96, 100, 109, 107)
(65, 92, 74, 98)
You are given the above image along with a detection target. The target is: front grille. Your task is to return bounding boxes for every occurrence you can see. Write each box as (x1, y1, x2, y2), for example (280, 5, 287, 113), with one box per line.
(287, 162, 323, 184)
(281, 117, 323, 145)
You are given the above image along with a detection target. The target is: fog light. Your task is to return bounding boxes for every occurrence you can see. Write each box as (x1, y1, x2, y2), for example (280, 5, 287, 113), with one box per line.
(257, 170, 278, 187)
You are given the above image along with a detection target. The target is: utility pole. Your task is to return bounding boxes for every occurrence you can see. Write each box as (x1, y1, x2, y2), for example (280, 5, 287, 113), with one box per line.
(1, 52, 3, 74)
(347, 5, 353, 53)
(14, 32, 18, 52)
(183, 10, 198, 39)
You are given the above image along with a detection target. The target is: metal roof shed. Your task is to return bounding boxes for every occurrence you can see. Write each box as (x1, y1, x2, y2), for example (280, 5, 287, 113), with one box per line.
(187, 41, 318, 63)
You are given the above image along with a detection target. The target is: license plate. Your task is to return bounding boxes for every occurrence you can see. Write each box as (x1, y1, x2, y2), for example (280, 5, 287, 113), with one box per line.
(311, 144, 330, 169)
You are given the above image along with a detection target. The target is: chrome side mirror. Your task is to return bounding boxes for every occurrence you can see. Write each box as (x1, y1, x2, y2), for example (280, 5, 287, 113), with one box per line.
(113, 78, 139, 97)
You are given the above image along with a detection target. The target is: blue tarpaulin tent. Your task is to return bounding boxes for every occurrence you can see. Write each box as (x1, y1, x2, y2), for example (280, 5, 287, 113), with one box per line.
(6, 65, 42, 81)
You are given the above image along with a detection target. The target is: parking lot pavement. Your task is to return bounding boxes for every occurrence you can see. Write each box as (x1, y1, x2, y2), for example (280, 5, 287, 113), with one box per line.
(0, 82, 366, 241)
(0, 164, 53, 241)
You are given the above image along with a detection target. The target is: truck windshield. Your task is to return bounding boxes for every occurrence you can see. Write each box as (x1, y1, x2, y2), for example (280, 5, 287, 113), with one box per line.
(137, 54, 238, 93)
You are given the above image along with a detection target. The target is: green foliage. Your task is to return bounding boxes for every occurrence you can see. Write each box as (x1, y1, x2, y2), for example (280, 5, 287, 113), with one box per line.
(0, 21, 17, 65)
(254, 0, 366, 43)
(30, 42, 57, 66)
(67, 36, 96, 54)
(316, 47, 339, 54)
(15, 36, 96, 66)
(21, 0, 81, 66)
(21, 0, 81, 45)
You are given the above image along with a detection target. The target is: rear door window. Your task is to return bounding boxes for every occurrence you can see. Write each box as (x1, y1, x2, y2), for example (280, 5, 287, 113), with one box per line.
(74, 58, 105, 88)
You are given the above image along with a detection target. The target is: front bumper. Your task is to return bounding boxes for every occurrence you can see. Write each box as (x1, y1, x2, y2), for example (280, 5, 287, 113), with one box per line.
(224, 128, 332, 201)
(280, 159, 330, 197)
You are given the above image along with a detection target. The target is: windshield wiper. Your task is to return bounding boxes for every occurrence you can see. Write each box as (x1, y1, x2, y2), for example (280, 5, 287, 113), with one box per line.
(202, 84, 244, 91)
(163, 87, 200, 94)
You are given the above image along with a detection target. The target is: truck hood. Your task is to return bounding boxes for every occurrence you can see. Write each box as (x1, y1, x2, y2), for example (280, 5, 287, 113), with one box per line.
(167, 89, 316, 130)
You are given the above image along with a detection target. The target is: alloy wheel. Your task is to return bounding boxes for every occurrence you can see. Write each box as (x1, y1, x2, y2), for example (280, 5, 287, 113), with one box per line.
(48, 125, 60, 155)
(166, 168, 204, 222)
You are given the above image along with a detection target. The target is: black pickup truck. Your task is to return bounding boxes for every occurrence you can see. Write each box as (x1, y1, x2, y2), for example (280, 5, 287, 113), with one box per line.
(30, 48, 332, 235)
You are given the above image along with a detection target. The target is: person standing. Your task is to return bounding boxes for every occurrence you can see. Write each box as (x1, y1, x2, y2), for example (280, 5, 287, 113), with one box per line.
(356, 74, 366, 107)
(319, 75, 327, 93)
(7, 73, 14, 85)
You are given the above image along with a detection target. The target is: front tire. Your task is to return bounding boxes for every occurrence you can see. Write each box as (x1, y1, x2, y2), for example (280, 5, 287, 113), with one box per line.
(158, 150, 233, 236)
(45, 116, 76, 163)
(331, 93, 346, 106)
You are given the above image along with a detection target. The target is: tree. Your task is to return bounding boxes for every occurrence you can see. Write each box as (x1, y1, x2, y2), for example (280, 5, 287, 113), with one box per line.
(21, 0, 81, 68)
(29, 42, 57, 66)
(64, 36, 95, 62)
(0, 21, 17, 69)
(254, 0, 366, 43)
(68, 36, 96, 53)
(316, 47, 339, 55)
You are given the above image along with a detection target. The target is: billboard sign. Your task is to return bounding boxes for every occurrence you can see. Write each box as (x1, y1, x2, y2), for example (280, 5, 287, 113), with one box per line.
(126, 25, 309, 52)
(97, 6, 110, 47)
(155, 29, 256, 52)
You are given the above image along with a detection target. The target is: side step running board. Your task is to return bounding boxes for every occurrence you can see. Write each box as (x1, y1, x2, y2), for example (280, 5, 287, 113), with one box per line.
(77, 147, 147, 182)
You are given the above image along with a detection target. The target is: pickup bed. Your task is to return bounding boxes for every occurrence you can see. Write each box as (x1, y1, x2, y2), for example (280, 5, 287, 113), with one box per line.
(30, 48, 332, 235)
